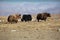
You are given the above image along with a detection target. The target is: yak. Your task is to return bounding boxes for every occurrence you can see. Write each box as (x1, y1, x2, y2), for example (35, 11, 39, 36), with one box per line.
(36, 12, 51, 22)
(21, 14, 32, 22)
(7, 14, 21, 23)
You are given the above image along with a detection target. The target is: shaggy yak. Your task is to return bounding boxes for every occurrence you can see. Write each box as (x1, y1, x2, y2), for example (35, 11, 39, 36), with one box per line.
(36, 12, 51, 22)
(7, 14, 21, 23)
(21, 14, 32, 22)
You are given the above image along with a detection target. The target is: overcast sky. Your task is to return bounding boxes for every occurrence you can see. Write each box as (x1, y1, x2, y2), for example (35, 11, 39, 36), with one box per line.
(0, 0, 60, 2)
(0, 0, 60, 16)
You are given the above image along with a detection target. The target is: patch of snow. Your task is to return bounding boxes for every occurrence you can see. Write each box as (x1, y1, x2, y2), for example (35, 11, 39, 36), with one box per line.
(0, 20, 1, 22)
(11, 30, 17, 32)
(18, 19, 21, 21)
(59, 29, 60, 32)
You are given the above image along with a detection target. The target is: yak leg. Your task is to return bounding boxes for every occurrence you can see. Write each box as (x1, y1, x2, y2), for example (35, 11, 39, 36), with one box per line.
(38, 19, 39, 22)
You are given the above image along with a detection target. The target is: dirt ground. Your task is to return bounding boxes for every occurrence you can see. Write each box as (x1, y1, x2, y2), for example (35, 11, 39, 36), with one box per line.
(0, 14, 60, 40)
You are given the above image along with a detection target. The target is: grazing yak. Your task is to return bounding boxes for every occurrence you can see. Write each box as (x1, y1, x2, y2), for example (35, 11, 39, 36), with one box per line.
(7, 14, 21, 23)
(21, 14, 32, 22)
(36, 12, 51, 22)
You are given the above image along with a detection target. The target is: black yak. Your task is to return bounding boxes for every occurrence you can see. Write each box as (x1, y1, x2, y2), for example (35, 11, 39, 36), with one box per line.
(36, 12, 51, 22)
(21, 14, 32, 22)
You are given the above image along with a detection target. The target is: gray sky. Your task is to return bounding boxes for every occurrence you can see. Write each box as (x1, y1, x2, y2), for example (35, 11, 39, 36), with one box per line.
(0, 0, 60, 16)
(0, 0, 60, 2)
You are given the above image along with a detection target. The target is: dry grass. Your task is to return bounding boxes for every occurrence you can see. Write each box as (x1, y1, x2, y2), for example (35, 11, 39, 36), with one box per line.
(0, 14, 60, 40)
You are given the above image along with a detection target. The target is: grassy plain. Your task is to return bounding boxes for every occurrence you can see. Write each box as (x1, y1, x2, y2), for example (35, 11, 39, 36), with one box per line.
(0, 14, 60, 40)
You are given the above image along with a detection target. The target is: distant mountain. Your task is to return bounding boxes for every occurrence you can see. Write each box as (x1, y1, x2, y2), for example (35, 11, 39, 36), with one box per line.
(45, 6, 60, 14)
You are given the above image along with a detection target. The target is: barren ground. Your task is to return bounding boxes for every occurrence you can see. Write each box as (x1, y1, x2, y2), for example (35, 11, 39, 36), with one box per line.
(0, 14, 60, 40)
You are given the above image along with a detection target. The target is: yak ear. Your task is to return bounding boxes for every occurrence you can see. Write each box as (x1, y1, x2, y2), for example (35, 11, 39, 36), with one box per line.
(16, 14, 21, 16)
(19, 14, 21, 16)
